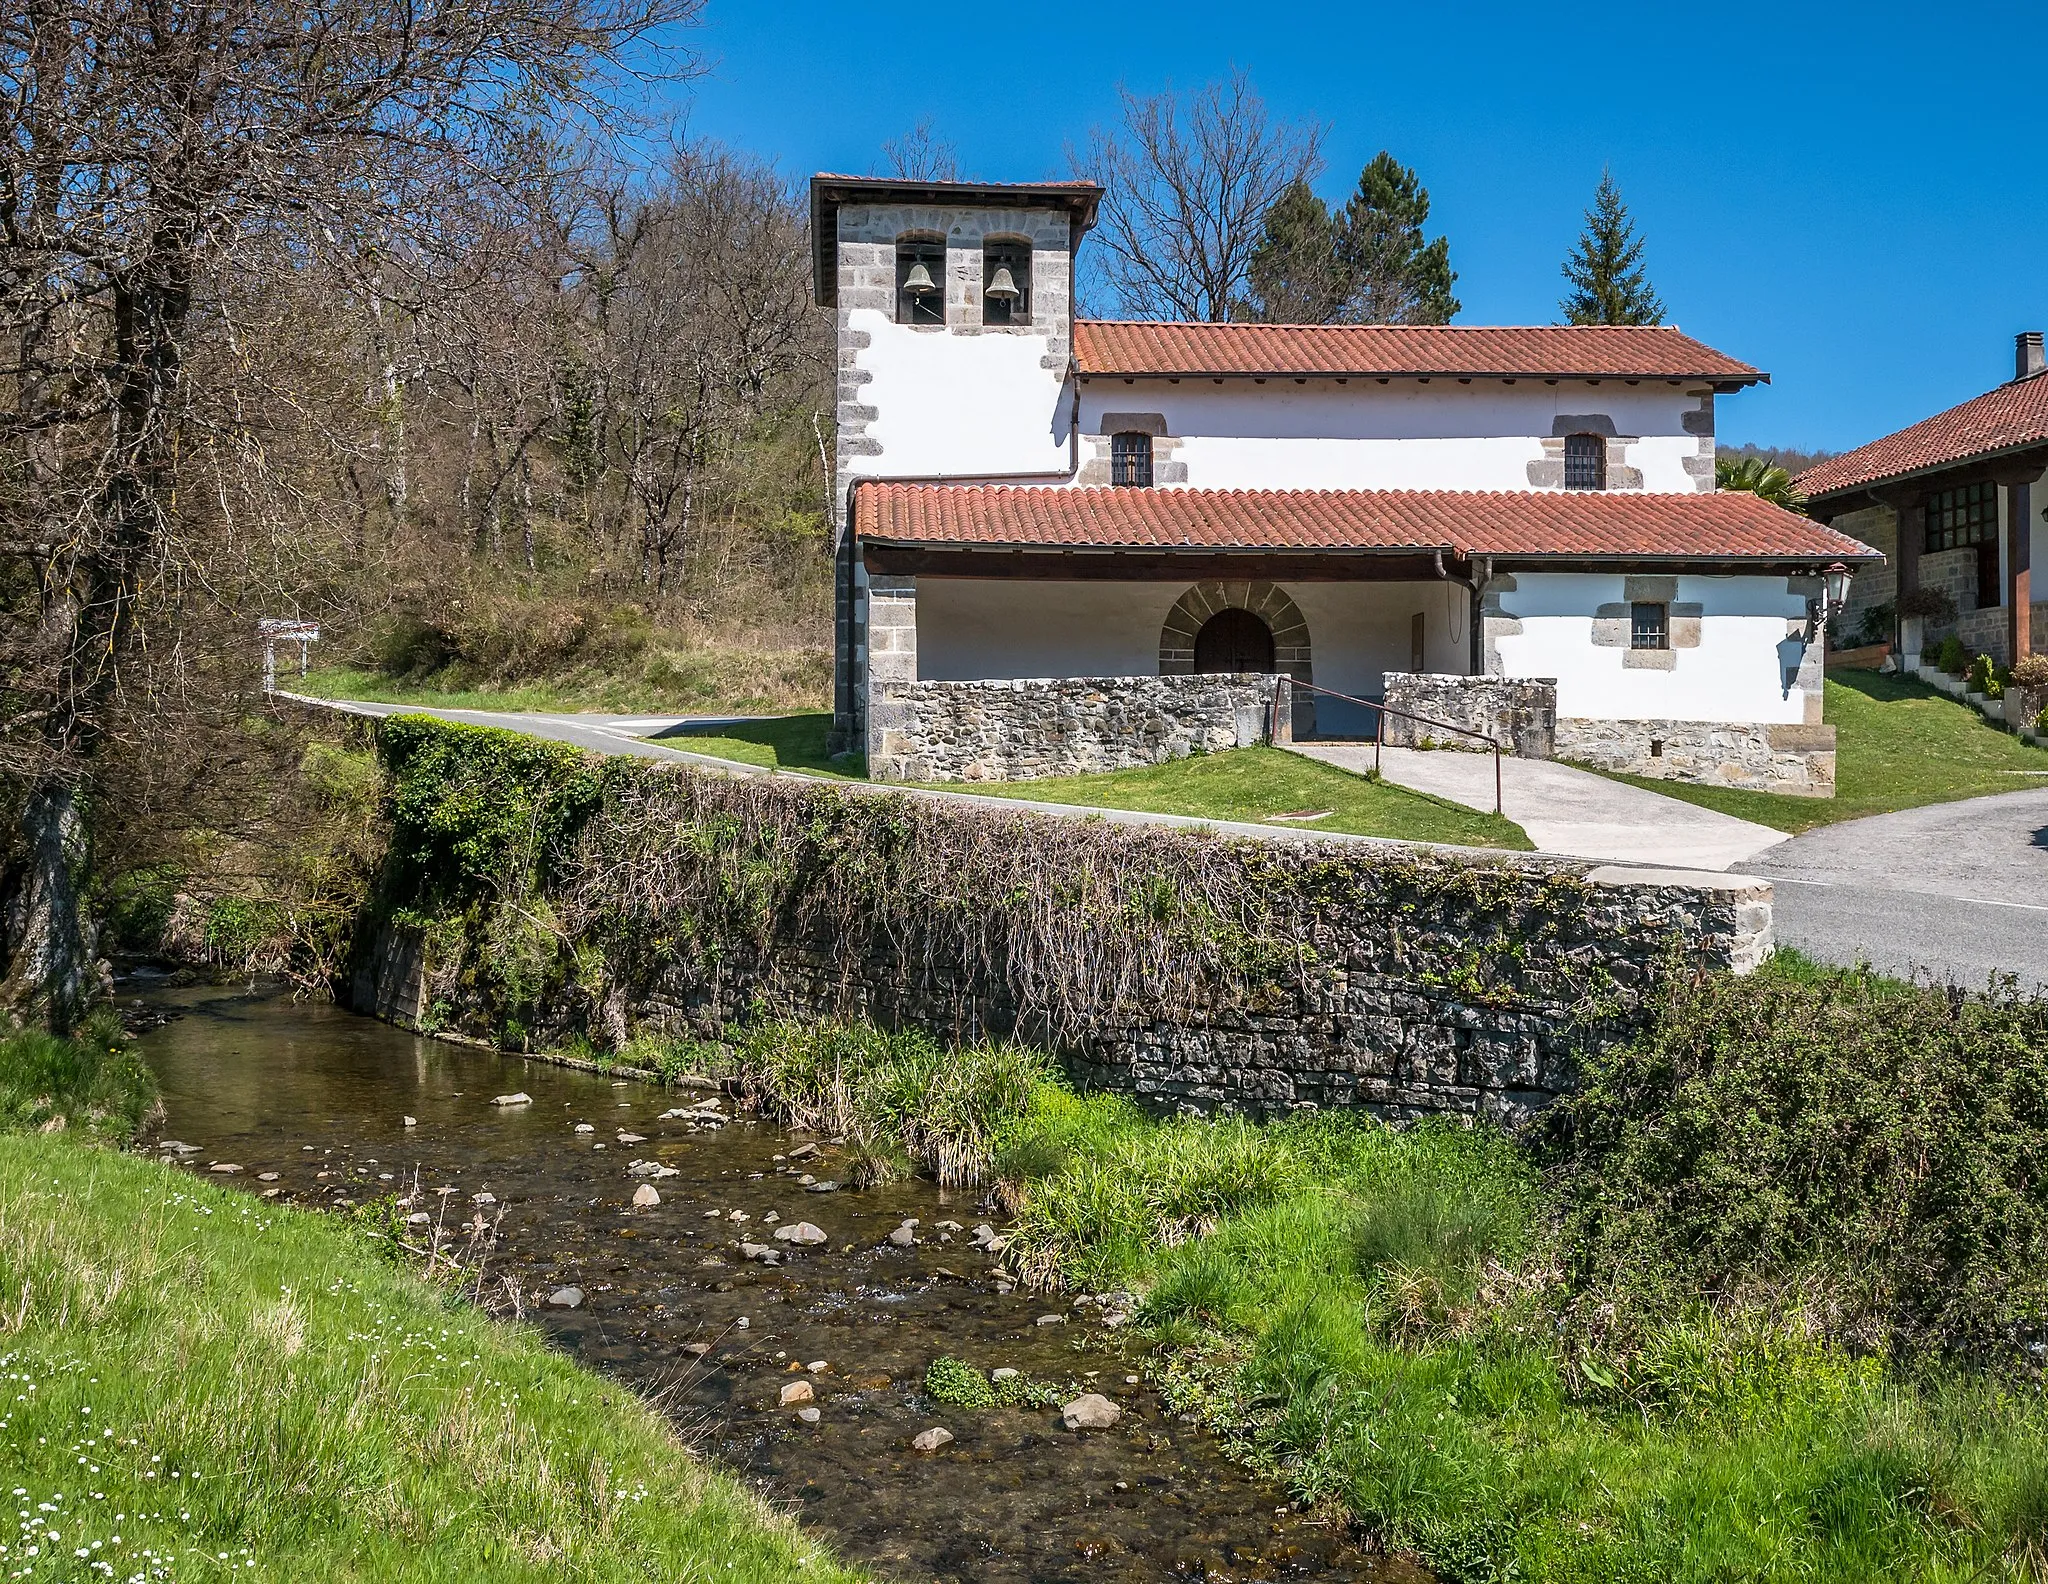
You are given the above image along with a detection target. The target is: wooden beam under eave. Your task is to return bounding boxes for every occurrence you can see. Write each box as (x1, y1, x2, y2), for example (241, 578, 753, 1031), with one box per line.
(858, 546, 1461, 582)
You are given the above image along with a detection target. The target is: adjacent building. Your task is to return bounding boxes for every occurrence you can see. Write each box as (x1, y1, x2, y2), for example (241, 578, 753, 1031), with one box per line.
(816, 174, 1878, 796)
(1797, 332, 2048, 668)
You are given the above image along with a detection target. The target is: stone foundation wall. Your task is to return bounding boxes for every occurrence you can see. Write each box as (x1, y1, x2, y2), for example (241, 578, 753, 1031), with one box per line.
(357, 730, 1776, 1125)
(1556, 718, 1837, 797)
(1381, 673, 1558, 758)
(868, 674, 1282, 783)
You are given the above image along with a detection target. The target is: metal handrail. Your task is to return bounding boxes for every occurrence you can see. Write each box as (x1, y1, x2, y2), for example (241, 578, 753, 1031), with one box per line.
(1273, 676, 1505, 817)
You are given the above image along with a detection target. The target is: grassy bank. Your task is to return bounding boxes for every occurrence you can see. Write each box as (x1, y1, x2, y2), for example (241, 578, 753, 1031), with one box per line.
(1587, 671, 2048, 833)
(0, 1026, 862, 1584)
(669, 961, 2048, 1582)
(987, 959, 2048, 1581)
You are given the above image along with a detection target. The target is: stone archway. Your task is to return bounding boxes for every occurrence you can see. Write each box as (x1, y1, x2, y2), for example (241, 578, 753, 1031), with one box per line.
(1159, 580, 1315, 732)
(1160, 580, 1312, 680)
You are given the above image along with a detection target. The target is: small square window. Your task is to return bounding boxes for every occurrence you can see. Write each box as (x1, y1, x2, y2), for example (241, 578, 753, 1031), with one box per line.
(1630, 601, 1669, 650)
(1111, 431, 1153, 488)
(1564, 433, 1607, 491)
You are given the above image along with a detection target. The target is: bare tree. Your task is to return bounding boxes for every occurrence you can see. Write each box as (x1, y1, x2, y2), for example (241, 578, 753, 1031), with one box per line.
(1074, 71, 1323, 321)
(881, 119, 961, 183)
(0, 0, 702, 1027)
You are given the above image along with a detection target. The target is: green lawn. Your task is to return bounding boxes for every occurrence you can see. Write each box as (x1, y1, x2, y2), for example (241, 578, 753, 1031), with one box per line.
(656, 709, 854, 775)
(641, 716, 1531, 848)
(927, 744, 1533, 850)
(1587, 671, 2048, 833)
(0, 1026, 863, 1584)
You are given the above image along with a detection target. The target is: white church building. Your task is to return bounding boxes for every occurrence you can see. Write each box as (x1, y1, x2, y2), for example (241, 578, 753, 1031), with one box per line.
(815, 174, 1878, 797)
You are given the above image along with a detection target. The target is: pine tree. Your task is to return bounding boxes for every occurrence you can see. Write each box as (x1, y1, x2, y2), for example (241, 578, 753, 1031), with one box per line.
(1240, 155, 1459, 325)
(1335, 151, 1459, 325)
(1240, 179, 1346, 323)
(1559, 170, 1664, 326)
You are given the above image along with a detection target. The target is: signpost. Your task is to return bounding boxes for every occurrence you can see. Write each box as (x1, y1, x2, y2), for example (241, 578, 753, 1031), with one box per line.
(257, 618, 322, 692)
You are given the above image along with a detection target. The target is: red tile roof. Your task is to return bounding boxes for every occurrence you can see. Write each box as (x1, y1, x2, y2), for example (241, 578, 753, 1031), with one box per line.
(1795, 373, 2048, 499)
(853, 484, 1877, 562)
(1072, 321, 1765, 384)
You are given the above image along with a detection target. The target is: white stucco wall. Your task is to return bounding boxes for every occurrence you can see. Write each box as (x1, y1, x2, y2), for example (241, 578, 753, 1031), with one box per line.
(1492, 572, 1810, 723)
(905, 571, 1805, 728)
(914, 576, 1473, 735)
(1075, 380, 1712, 493)
(849, 309, 1072, 480)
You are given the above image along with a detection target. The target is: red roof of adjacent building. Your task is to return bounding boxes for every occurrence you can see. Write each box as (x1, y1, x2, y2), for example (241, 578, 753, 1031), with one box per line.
(1794, 372, 2048, 499)
(1071, 321, 1765, 384)
(853, 483, 1877, 562)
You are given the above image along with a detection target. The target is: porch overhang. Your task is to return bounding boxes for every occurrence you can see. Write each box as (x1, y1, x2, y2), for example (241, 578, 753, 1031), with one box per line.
(849, 481, 1885, 573)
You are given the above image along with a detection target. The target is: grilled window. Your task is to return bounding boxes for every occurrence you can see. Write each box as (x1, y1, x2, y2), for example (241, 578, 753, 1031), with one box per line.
(1111, 431, 1153, 487)
(982, 240, 1031, 327)
(1923, 481, 1998, 552)
(1563, 432, 1607, 491)
(1631, 601, 1669, 651)
(895, 237, 946, 326)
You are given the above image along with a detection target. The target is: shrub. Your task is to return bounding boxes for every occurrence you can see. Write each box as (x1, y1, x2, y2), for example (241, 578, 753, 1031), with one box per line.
(1538, 960, 2048, 1362)
(1852, 599, 1895, 648)
(2010, 653, 2048, 689)
(1968, 653, 2004, 697)
(1937, 634, 1969, 674)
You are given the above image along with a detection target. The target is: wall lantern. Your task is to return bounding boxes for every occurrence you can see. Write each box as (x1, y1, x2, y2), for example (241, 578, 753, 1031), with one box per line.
(1822, 561, 1853, 620)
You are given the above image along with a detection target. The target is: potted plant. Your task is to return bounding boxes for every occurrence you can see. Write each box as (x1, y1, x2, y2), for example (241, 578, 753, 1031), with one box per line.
(1896, 587, 1956, 671)
(2007, 653, 2048, 729)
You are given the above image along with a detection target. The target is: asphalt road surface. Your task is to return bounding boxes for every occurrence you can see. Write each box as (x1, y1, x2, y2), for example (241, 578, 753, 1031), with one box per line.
(1736, 787, 2048, 990)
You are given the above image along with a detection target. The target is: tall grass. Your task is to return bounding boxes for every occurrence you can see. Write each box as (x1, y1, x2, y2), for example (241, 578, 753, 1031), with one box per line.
(0, 1008, 159, 1141)
(720, 1020, 1054, 1187)
(994, 1083, 2048, 1581)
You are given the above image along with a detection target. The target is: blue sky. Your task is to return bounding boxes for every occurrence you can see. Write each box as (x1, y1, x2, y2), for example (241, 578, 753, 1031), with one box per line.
(655, 0, 2048, 454)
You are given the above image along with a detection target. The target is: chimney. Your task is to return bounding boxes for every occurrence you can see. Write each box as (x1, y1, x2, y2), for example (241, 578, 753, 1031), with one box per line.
(2018, 331, 2045, 380)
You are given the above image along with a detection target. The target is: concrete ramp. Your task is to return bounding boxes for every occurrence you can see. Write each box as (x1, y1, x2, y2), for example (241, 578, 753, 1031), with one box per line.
(1291, 742, 1790, 871)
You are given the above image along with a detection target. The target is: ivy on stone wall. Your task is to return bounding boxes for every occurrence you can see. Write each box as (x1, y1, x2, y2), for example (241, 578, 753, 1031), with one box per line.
(372, 715, 1679, 1098)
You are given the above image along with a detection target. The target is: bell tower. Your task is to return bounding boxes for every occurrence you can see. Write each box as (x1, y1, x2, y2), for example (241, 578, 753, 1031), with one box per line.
(810, 175, 1102, 751)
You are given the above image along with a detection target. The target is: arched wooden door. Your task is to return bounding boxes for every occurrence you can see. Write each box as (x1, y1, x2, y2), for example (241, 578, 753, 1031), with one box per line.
(1192, 608, 1276, 674)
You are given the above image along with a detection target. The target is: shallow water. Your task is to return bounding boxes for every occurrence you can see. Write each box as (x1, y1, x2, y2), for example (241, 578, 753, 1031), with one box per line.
(136, 984, 1417, 1583)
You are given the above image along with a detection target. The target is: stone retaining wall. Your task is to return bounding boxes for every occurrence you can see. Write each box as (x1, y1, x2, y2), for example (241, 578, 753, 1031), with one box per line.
(1555, 718, 1838, 797)
(1380, 673, 1557, 758)
(357, 723, 1776, 1126)
(868, 674, 1283, 783)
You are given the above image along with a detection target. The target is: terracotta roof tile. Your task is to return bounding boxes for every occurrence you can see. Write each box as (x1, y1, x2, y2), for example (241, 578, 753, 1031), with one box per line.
(1795, 373, 2048, 498)
(854, 484, 1878, 563)
(1071, 321, 1764, 383)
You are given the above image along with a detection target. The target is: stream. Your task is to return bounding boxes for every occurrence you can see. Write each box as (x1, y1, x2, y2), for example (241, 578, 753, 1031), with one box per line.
(133, 982, 1419, 1583)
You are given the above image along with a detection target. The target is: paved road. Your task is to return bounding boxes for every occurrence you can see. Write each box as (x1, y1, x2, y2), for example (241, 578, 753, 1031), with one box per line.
(294, 700, 761, 765)
(1289, 742, 1789, 870)
(1736, 788, 2048, 989)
